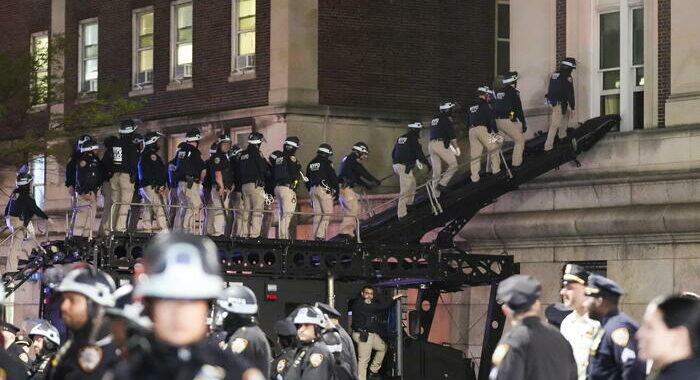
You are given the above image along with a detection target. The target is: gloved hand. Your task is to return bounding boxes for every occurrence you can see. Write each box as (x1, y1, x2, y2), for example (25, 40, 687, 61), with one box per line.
(449, 145, 461, 157)
(415, 160, 424, 171)
(443, 140, 450, 149)
(522, 124, 528, 134)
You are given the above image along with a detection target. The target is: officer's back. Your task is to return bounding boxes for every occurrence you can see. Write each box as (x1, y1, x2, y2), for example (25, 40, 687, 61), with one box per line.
(228, 325, 272, 380)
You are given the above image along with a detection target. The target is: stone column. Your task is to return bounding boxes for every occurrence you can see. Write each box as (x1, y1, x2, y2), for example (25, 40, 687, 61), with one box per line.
(268, 0, 319, 106)
(665, 0, 700, 126)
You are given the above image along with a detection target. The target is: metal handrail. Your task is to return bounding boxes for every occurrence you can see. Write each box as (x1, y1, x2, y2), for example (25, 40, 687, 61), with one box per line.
(66, 203, 94, 240)
(109, 201, 362, 242)
(109, 202, 194, 233)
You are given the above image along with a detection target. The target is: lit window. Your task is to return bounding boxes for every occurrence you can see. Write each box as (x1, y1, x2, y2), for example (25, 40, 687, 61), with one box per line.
(232, 0, 256, 72)
(30, 32, 49, 105)
(172, 2, 193, 80)
(79, 20, 99, 93)
(134, 9, 154, 88)
(495, 0, 510, 77)
(31, 156, 45, 209)
(599, 12, 620, 118)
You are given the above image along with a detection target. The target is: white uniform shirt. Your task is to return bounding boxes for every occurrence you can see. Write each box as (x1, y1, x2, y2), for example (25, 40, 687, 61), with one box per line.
(560, 310, 601, 380)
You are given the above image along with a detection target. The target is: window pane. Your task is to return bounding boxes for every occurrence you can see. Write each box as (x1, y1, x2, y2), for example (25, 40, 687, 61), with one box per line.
(83, 23, 98, 46)
(238, 0, 255, 18)
(496, 40, 510, 76)
(33, 36, 49, 57)
(177, 4, 193, 28)
(632, 8, 644, 66)
(497, 4, 510, 39)
(85, 45, 98, 58)
(239, 15, 255, 31)
(178, 26, 192, 43)
(633, 91, 644, 130)
(139, 49, 153, 71)
(238, 32, 255, 55)
(600, 94, 620, 116)
(140, 34, 153, 48)
(600, 12, 620, 69)
(177, 43, 192, 65)
(602, 70, 620, 90)
(84, 58, 98, 80)
(140, 12, 154, 36)
(636, 67, 644, 87)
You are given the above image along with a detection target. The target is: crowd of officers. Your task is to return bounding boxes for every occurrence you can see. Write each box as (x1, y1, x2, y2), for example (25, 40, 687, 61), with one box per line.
(52, 56, 581, 241)
(0, 231, 404, 380)
(490, 266, 700, 380)
(61, 120, 383, 243)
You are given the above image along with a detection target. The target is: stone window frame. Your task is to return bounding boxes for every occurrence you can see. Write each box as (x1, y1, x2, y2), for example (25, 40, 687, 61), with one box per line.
(130, 6, 155, 96)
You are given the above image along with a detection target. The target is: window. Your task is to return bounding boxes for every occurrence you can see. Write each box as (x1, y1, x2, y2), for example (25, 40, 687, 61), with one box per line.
(79, 19, 98, 93)
(31, 156, 45, 209)
(599, 12, 620, 120)
(632, 7, 644, 130)
(232, 0, 256, 72)
(30, 32, 49, 105)
(172, 1, 193, 81)
(232, 128, 251, 150)
(495, 0, 510, 77)
(133, 9, 154, 88)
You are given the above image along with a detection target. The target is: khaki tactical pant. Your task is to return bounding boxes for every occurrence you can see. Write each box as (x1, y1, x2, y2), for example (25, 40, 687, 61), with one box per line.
(469, 126, 502, 182)
(230, 192, 244, 237)
(545, 103, 571, 151)
(275, 186, 297, 239)
(176, 181, 202, 233)
(140, 186, 169, 232)
(392, 164, 416, 219)
(353, 331, 387, 380)
(110, 173, 134, 232)
(242, 183, 265, 238)
(339, 186, 359, 237)
(428, 140, 458, 187)
(74, 193, 97, 237)
(496, 119, 525, 167)
(5, 217, 36, 273)
(97, 182, 112, 236)
(209, 188, 231, 236)
(310, 186, 333, 239)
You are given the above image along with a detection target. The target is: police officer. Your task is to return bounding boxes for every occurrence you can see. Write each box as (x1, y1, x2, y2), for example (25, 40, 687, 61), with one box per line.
(261, 151, 278, 239)
(469, 86, 502, 183)
(320, 327, 357, 380)
(67, 136, 86, 232)
(637, 295, 700, 380)
(166, 157, 179, 229)
(315, 302, 358, 377)
(584, 274, 646, 380)
(28, 320, 60, 380)
(271, 319, 297, 380)
(238, 132, 269, 238)
(274, 137, 302, 239)
(494, 72, 527, 167)
(0, 285, 27, 379)
(2, 321, 29, 368)
(4, 170, 51, 274)
(203, 142, 218, 235)
(73, 136, 103, 238)
(102, 119, 140, 232)
(105, 284, 152, 357)
(174, 128, 206, 233)
(351, 286, 402, 380)
(392, 122, 431, 220)
(545, 57, 577, 151)
(127, 133, 146, 232)
(46, 267, 118, 380)
(490, 274, 577, 380)
(285, 306, 333, 380)
(138, 131, 168, 233)
(217, 285, 272, 379)
(559, 264, 601, 380)
(209, 135, 236, 236)
(107, 232, 263, 380)
(429, 102, 459, 196)
(337, 142, 380, 241)
(229, 145, 245, 237)
(98, 135, 118, 236)
(306, 144, 338, 241)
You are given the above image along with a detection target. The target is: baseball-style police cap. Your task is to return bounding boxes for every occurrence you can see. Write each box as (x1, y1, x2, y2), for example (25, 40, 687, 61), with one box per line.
(585, 274, 625, 297)
(562, 263, 590, 286)
(497, 275, 541, 312)
(274, 319, 297, 337)
(0, 321, 19, 334)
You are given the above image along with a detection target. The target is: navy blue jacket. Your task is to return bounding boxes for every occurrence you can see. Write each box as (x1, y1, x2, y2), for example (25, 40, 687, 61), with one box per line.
(546, 70, 576, 110)
(587, 310, 646, 380)
(469, 97, 498, 133)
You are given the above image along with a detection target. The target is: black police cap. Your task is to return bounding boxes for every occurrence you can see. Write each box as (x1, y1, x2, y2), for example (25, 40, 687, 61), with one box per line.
(562, 263, 590, 286)
(585, 274, 625, 297)
(274, 319, 297, 337)
(545, 303, 573, 327)
(314, 302, 341, 319)
(0, 321, 19, 334)
(497, 275, 541, 312)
